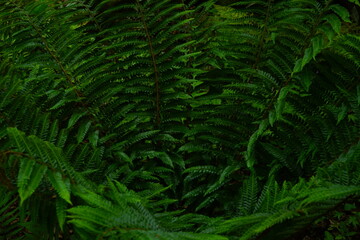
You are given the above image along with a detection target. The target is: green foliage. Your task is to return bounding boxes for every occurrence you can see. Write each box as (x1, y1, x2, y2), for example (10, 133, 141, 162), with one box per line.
(0, 0, 359, 239)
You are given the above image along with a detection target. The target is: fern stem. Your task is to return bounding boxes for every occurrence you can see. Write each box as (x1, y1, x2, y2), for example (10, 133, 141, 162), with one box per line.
(252, 0, 273, 69)
(17, 7, 83, 100)
(136, 0, 161, 126)
(35, 36, 81, 98)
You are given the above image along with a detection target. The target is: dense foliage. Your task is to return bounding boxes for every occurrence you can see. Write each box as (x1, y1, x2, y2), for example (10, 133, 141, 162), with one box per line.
(0, 0, 359, 239)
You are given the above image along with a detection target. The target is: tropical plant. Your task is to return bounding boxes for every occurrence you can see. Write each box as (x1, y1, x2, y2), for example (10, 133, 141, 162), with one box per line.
(0, 0, 359, 239)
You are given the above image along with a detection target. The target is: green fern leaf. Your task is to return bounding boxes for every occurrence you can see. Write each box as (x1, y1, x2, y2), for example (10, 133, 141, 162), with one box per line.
(56, 198, 68, 231)
(18, 160, 47, 205)
(330, 4, 351, 23)
(47, 171, 72, 204)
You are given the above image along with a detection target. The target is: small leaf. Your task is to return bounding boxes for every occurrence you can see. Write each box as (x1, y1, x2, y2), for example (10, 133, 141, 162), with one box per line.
(337, 104, 347, 125)
(269, 110, 276, 127)
(246, 119, 269, 168)
(68, 112, 87, 129)
(330, 4, 351, 23)
(48, 120, 59, 143)
(50, 99, 66, 110)
(146, 185, 173, 199)
(301, 47, 313, 68)
(77, 121, 91, 143)
(89, 130, 99, 147)
(219, 165, 238, 183)
(300, 70, 314, 92)
(271, 32, 277, 44)
(158, 152, 174, 168)
(115, 152, 132, 164)
(170, 153, 185, 169)
(324, 14, 342, 34)
(293, 59, 302, 73)
(47, 170, 72, 204)
(275, 87, 289, 120)
(56, 198, 68, 231)
(7, 127, 29, 153)
(311, 35, 324, 59)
